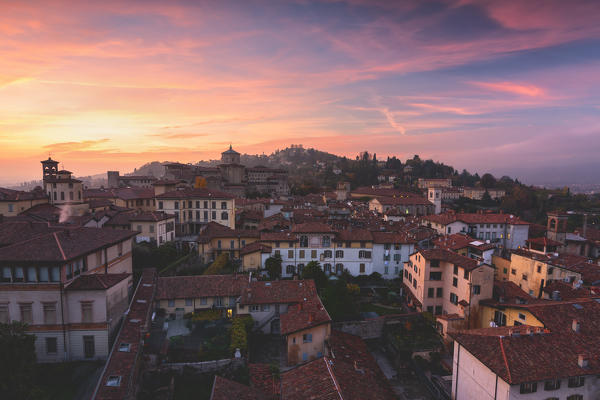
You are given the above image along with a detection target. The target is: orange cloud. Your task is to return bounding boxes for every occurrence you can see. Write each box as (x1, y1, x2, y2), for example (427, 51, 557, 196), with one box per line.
(469, 81, 546, 97)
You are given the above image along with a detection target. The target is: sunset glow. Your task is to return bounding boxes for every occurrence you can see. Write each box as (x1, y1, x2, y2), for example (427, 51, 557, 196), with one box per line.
(1, 0, 599, 184)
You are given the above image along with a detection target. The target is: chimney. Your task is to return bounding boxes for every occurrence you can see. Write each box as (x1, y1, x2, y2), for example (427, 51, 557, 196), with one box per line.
(578, 354, 589, 368)
(572, 319, 580, 332)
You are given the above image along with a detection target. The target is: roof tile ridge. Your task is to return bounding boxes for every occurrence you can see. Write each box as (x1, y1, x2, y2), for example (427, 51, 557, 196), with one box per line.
(498, 336, 512, 384)
(53, 231, 67, 260)
(324, 357, 344, 400)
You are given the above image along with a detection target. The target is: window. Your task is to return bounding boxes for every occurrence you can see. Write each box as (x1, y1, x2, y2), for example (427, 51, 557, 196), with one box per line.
(217, 240, 222, 249)
(522, 274, 528, 281)
(503, 268, 508, 274)
(299, 250, 305, 258)
(174, 201, 179, 209)
(297, 264, 304, 274)
(436, 288, 443, 297)
(359, 263, 365, 273)
(429, 272, 442, 280)
(494, 310, 507, 326)
(81, 302, 93, 323)
(221, 212, 228, 220)
(449, 293, 458, 305)
(452, 277, 458, 287)
(249, 305, 260, 312)
(359, 250, 372, 259)
(0, 304, 9, 323)
(537, 265, 541, 273)
(463, 270, 469, 279)
(302, 333, 313, 343)
(322, 236, 330, 247)
(195, 201, 200, 208)
(288, 250, 294, 259)
(335, 264, 344, 274)
(168, 299, 175, 307)
(14, 267, 24, 282)
(230, 240, 235, 249)
(324, 264, 331, 274)
(548, 267, 554, 274)
(435, 306, 442, 315)
(286, 265, 295, 274)
(8, 204, 13, 212)
(27, 267, 37, 282)
(518, 313, 526, 320)
(200, 298, 207, 305)
(204, 201, 208, 208)
(393, 253, 400, 262)
(519, 382, 537, 394)
(137, 224, 142, 232)
(260, 305, 270, 312)
(427, 288, 434, 298)
(106, 376, 121, 387)
(323, 250, 332, 258)
(212, 211, 216, 219)
(302, 352, 308, 361)
(221, 201, 227, 209)
(20, 303, 32, 324)
(335, 250, 344, 258)
(43, 303, 57, 324)
(568, 377, 584, 388)
(1, 267, 11, 282)
(473, 285, 481, 295)
(119, 343, 131, 352)
(299, 236, 308, 247)
(46, 337, 57, 354)
(311, 250, 317, 259)
(567, 395, 583, 400)
(212, 201, 216, 209)
(185, 299, 192, 306)
(204, 211, 208, 220)
(60, 192, 64, 200)
(453, 265, 458, 275)
(544, 379, 560, 391)
(426, 306, 434, 313)
(511, 269, 516, 275)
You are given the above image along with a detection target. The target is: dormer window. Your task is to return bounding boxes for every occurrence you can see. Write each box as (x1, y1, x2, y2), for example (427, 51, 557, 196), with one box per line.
(106, 376, 121, 387)
(118, 343, 131, 352)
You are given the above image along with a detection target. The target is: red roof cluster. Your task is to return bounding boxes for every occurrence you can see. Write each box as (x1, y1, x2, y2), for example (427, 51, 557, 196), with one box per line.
(417, 248, 481, 271)
(156, 274, 249, 300)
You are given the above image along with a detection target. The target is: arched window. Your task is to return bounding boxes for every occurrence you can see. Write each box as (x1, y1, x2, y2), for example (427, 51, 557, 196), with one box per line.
(221, 212, 228, 220)
(323, 264, 332, 274)
(323, 250, 332, 258)
(335, 250, 344, 258)
(335, 263, 344, 275)
(299, 235, 308, 248)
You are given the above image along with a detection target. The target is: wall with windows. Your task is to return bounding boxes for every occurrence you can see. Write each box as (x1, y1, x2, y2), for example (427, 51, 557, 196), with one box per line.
(157, 296, 238, 316)
(286, 323, 330, 366)
(68, 329, 109, 361)
(372, 243, 414, 278)
(157, 197, 235, 232)
(479, 305, 543, 329)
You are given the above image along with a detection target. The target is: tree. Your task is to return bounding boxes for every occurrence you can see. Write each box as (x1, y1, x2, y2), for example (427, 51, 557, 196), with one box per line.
(264, 254, 282, 280)
(300, 261, 328, 291)
(480, 173, 497, 189)
(203, 253, 233, 275)
(322, 278, 360, 321)
(0, 322, 37, 400)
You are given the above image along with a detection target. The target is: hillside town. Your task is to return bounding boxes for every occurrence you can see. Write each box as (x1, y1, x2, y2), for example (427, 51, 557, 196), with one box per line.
(0, 146, 599, 400)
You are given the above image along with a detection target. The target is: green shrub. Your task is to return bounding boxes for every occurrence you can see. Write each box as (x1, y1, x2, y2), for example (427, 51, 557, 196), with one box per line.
(229, 317, 248, 354)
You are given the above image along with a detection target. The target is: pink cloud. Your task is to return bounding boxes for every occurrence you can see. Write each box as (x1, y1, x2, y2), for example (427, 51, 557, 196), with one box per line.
(468, 81, 546, 97)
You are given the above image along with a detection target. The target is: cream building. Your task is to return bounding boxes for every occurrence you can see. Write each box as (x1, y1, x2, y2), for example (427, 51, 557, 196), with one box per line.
(0, 224, 136, 362)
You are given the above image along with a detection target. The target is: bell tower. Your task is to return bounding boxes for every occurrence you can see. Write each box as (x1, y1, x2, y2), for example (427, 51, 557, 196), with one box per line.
(41, 157, 59, 182)
(546, 211, 568, 243)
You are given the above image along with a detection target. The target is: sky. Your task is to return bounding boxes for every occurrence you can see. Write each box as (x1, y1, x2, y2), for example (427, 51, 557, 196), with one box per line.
(1, 0, 600, 185)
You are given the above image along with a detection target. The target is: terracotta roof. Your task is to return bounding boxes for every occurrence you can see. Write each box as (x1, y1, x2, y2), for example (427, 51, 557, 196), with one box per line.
(526, 237, 563, 247)
(93, 269, 157, 400)
(371, 231, 416, 244)
(418, 248, 481, 271)
(292, 222, 333, 233)
(542, 280, 594, 300)
(280, 295, 331, 335)
(249, 364, 280, 397)
(66, 273, 130, 290)
(433, 233, 495, 251)
(335, 229, 373, 242)
(240, 280, 318, 306)
(156, 274, 249, 300)
(128, 211, 175, 222)
(423, 212, 529, 226)
(156, 188, 234, 200)
(240, 242, 272, 256)
(0, 221, 60, 247)
(0, 187, 47, 201)
(259, 231, 296, 242)
(280, 333, 395, 400)
(373, 196, 432, 206)
(0, 227, 138, 263)
(210, 375, 268, 400)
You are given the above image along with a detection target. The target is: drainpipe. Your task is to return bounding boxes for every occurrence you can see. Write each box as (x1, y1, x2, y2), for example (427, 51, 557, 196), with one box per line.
(59, 279, 68, 361)
(454, 344, 461, 400)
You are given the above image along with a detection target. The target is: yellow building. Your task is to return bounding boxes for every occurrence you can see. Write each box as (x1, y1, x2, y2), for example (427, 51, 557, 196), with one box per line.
(156, 188, 236, 235)
(196, 222, 260, 264)
(41, 158, 89, 218)
(0, 187, 48, 217)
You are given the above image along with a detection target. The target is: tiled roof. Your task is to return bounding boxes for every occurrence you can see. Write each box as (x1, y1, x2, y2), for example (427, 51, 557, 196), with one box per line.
(210, 375, 268, 400)
(0, 227, 138, 262)
(451, 322, 600, 385)
(240, 280, 317, 305)
(335, 229, 373, 242)
(423, 212, 529, 226)
(433, 233, 494, 251)
(93, 269, 157, 400)
(418, 248, 481, 271)
(371, 231, 416, 244)
(259, 231, 296, 242)
(0, 187, 47, 201)
(66, 273, 130, 290)
(280, 295, 331, 335)
(374, 196, 432, 206)
(156, 274, 249, 300)
(249, 364, 280, 397)
(0, 221, 60, 247)
(281, 333, 395, 399)
(240, 242, 272, 256)
(292, 222, 333, 233)
(542, 280, 594, 300)
(526, 237, 563, 247)
(156, 188, 234, 199)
